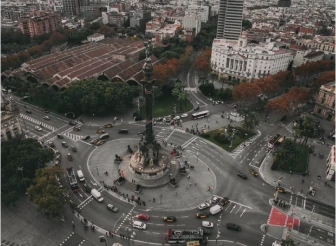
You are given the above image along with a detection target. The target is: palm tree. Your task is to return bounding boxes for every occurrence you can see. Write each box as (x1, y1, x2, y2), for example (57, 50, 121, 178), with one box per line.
(274, 149, 290, 170)
(301, 115, 316, 145)
(219, 77, 227, 89)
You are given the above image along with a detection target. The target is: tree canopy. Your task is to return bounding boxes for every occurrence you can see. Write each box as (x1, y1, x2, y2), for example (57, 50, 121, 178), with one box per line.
(1, 138, 54, 206)
(27, 166, 67, 219)
(193, 47, 212, 75)
(233, 82, 261, 104)
(58, 79, 140, 115)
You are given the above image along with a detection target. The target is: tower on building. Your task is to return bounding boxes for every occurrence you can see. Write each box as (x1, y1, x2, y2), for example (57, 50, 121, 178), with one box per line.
(216, 0, 244, 40)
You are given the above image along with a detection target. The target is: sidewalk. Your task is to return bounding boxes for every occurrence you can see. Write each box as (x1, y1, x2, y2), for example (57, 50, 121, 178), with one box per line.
(259, 153, 335, 206)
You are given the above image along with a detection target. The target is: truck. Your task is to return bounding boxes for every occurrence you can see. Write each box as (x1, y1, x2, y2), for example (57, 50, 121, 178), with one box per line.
(66, 167, 79, 192)
(91, 189, 104, 202)
(166, 229, 205, 244)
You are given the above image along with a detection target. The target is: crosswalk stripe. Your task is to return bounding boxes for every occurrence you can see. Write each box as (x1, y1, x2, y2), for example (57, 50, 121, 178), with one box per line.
(20, 113, 56, 131)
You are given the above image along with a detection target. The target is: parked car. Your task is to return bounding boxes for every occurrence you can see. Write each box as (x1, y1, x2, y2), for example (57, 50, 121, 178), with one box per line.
(196, 212, 208, 219)
(198, 202, 211, 210)
(57, 134, 64, 139)
(137, 214, 150, 221)
(163, 216, 177, 222)
(68, 121, 76, 125)
(181, 113, 188, 118)
(96, 140, 105, 146)
(48, 142, 55, 148)
(202, 221, 214, 228)
(67, 153, 73, 161)
(105, 124, 113, 128)
(211, 195, 220, 204)
(106, 204, 119, 213)
(237, 172, 247, 179)
(35, 126, 42, 131)
(70, 146, 77, 152)
(73, 126, 81, 131)
(118, 129, 128, 134)
(219, 197, 229, 206)
(26, 110, 32, 114)
(43, 116, 50, 120)
(90, 139, 99, 145)
(227, 223, 241, 231)
(61, 142, 68, 148)
(250, 169, 258, 177)
(97, 129, 105, 134)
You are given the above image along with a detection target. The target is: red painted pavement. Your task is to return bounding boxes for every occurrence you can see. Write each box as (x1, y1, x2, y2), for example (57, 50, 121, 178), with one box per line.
(268, 207, 300, 229)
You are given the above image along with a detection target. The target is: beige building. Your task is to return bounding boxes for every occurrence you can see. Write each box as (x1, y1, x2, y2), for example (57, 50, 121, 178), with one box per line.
(313, 81, 335, 122)
(1, 93, 23, 141)
(326, 145, 335, 181)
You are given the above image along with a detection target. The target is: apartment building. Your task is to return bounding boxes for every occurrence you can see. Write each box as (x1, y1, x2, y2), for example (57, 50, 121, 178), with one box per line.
(314, 81, 335, 122)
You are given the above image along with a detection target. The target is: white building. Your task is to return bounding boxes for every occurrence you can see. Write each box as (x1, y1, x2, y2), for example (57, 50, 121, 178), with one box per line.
(182, 14, 201, 35)
(211, 36, 292, 80)
(326, 145, 335, 181)
(185, 5, 209, 23)
(87, 33, 105, 42)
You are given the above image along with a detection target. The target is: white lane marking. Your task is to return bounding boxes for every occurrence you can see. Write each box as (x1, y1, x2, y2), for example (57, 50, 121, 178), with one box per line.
(230, 205, 236, 213)
(240, 209, 246, 217)
(90, 180, 97, 186)
(182, 136, 197, 149)
(235, 205, 242, 214)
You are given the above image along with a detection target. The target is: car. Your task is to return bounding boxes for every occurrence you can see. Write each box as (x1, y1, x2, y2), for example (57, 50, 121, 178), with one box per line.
(106, 204, 119, 213)
(237, 172, 247, 179)
(70, 146, 77, 152)
(219, 197, 229, 206)
(133, 221, 146, 230)
(181, 113, 188, 118)
(194, 106, 200, 111)
(96, 140, 105, 146)
(275, 186, 286, 193)
(48, 142, 55, 148)
(90, 139, 99, 145)
(174, 116, 180, 120)
(83, 135, 90, 140)
(230, 112, 239, 117)
(73, 126, 81, 131)
(61, 142, 68, 148)
(226, 223, 241, 231)
(67, 153, 73, 161)
(57, 134, 64, 139)
(43, 109, 49, 113)
(43, 116, 50, 120)
(198, 202, 211, 210)
(137, 214, 150, 220)
(68, 121, 77, 125)
(26, 110, 32, 114)
(97, 129, 105, 134)
(202, 221, 214, 228)
(35, 126, 42, 131)
(163, 216, 177, 222)
(211, 196, 220, 204)
(250, 169, 258, 177)
(196, 212, 208, 219)
(155, 117, 163, 122)
(105, 124, 113, 128)
(118, 129, 128, 134)
(138, 131, 146, 136)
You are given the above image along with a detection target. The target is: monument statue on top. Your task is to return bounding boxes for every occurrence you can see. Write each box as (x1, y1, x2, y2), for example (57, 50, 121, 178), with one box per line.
(138, 40, 160, 166)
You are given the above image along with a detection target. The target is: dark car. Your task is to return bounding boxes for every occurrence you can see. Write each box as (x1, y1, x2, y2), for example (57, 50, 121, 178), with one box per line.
(70, 146, 77, 152)
(118, 129, 128, 134)
(199, 228, 211, 235)
(163, 216, 177, 222)
(57, 134, 64, 139)
(227, 223, 241, 231)
(219, 197, 229, 206)
(83, 135, 90, 140)
(73, 126, 81, 131)
(26, 110, 32, 114)
(237, 172, 247, 179)
(61, 142, 68, 148)
(48, 142, 55, 148)
(68, 121, 76, 125)
(194, 106, 200, 111)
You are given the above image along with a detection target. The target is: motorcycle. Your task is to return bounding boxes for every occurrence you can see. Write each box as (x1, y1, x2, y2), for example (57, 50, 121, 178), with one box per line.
(309, 186, 316, 196)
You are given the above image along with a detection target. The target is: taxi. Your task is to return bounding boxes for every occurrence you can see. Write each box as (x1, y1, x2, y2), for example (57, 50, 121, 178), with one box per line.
(97, 129, 105, 134)
(275, 186, 286, 193)
(163, 216, 177, 222)
(250, 169, 258, 177)
(105, 124, 113, 128)
(196, 212, 208, 219)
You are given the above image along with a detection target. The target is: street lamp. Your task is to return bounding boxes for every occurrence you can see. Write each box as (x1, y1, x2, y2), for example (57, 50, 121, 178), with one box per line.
(99, 236, 107, 246)
(229, 129, 236, 148)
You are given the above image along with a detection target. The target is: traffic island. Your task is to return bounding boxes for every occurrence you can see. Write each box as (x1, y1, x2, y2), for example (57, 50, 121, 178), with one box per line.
(201, 125, 255, 152)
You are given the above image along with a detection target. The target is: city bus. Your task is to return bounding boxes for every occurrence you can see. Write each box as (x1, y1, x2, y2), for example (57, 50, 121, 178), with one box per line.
(191, 110, 209, 120)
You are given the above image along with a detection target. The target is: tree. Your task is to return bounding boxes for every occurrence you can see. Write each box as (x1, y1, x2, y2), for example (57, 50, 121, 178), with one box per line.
(27, 166, 67, 219)
(1, 138, 54, 206)
(160, 51, 180, 59)
(172, 82, 187, 111)
(256, 76, 280, 97)
(233, 82, 261, 104)
(265, 95, 290, 116)
(97, 25, 116, 38)
(239, 107, 259, 131)
(87, 22, 101, 31)
(219, 77, 227, 89)
(193, 47, 212, 75)
(311, 70, 335, 93)
(242, 19, 252, 29)
(49, 32, 67, 45)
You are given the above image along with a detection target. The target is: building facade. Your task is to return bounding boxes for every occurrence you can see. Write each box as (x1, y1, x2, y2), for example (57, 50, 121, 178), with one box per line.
(87, 33, 105, 42)
(182, 14, 201, 35)
(216, 0, 244, 40)
(102, 11, 125, 26)
(326, 145, 335, 181)
(18, 11, 61, 38)
(185, 5, 209, 23)
(313, 81, 335, 122)
(1, 93, 23, 142)
(211, 37, 292, 80)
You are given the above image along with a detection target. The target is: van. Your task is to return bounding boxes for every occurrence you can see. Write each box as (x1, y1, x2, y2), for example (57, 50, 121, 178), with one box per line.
(91, 189, 104, 202)
(77, 170, 85, 182)
(133, 221, 146, 230)
(209, 205, 223, 215)
(118, 129, 128, 134)
(100, 133, 109, 140)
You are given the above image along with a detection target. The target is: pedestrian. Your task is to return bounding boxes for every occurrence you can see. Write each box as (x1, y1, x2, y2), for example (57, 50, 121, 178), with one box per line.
(106, 232, 108, 236)
(302, 179, 305, 183)
(120, 233, 122, 238)
(187, 175, 190, 179)
(301, 189, 303, 193)
(216, 120, 218, 123)
(325, 181, 328, 185)
(208, 125, 210, 129)
(153, 198, 155, 202)
(208, 167, 210, 171)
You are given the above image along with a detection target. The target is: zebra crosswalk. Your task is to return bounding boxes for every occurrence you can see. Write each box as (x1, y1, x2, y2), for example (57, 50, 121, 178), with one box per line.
(228, 130, 262, 159)
(63, 132, 84, 142)
(20, 113, 55, 131)
(280, 122, 293, 133)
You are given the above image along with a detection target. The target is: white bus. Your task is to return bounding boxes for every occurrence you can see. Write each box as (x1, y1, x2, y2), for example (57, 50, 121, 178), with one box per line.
(191, 110, 209, 120)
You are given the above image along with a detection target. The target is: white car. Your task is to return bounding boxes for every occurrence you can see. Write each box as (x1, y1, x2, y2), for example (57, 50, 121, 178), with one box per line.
(35, 126, 42, 131)
(43, 116, 50, 120)
(211, 196, 220, 204)
(181, 113, 188, 118)
(174, 116, 180, 120)
(198, 202, 211, 210)
(133, 221, 146, 230)
(230, 112, 239, 117)
(202, 221, 214, 228)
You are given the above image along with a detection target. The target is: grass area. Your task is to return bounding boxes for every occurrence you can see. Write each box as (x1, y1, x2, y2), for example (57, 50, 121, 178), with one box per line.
(140, 96, 193, 118)
(272, 144, 309, 173)
(201, 127, 255, 152)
